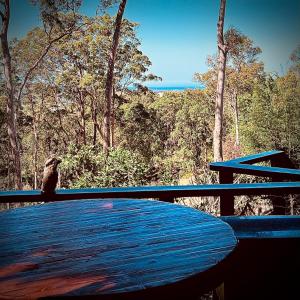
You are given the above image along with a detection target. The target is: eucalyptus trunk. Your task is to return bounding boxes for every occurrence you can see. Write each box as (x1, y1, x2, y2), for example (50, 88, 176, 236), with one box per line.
(29, 95, 38, 189)
(0, 0, 22, 189)
(103, 0, 127, 154)
(213, 0, 227, 162)
(79, 90, 87, 145)
(110, 88, 116, 148)
(91, 96, 98, 146)
(232, 89, 239, 146)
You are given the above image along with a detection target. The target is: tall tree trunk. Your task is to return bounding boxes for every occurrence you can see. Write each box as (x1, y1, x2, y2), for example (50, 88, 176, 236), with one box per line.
(232, 89, 240, 146)
(90, 87, 103, 146)
(54, 89, 69, 147)
(103, 0, 127, 154)
(213, 0, 227, 162)
(0, 0, 22, 189)
(110, 87, 115, 148)
(29, 94, 38, 189)
(78, 90, 86, 145)
(92, 96, 97, 146)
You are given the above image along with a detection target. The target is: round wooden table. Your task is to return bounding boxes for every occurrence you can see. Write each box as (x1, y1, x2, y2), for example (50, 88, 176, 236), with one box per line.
(0, 199, 237, 299)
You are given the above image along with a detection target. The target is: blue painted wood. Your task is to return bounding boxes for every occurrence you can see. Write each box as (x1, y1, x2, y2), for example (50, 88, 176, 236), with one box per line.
(220, 215, 300, 299)
(222, 150, 284, 164)
(0, 199, 237, 299)
(221, 216, 300, 239)
(1, 182, 300, 203)
(210, 162, 300, 179)
(210, 150, 298, 216)
(219, 171, 234, 216)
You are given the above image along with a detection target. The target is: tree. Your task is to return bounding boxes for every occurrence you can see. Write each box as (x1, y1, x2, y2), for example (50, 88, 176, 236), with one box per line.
(195, 28, 263, 158)
(171, 90, 214, 171)
(120, 100, 164, 161)
(8, 10, 157, 189)
(240, 73, 300, 165)
(0, 0, 22, 189)
(213, 0, 227, 162)
(224, 28, 262, 146)
(0, 0, 81, 190)
(103, 0, 127, 154)
(290, 45, 300, 76)
(60, 144, 151, 188)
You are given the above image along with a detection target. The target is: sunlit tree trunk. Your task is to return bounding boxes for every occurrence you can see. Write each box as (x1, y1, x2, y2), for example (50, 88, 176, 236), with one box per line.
(110, 87, 116, 148)
(232, 89, 239, 146)
(213, 0, 227, 162)
(79, 90, 87, 145)
(0, 0, 22, 189)
(88, 86, 103, 146)
(103, 0, 127, 154)
(28, 94, 38, 189)
(91, 96, 97, 146)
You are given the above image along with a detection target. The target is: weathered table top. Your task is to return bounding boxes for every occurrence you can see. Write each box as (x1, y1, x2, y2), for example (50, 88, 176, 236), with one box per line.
(0, 199, 237, 299)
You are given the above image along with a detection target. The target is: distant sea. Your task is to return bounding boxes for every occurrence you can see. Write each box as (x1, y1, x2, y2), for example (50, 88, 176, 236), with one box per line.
(129, 84, 204, 92)
(147, 85, 203, 92)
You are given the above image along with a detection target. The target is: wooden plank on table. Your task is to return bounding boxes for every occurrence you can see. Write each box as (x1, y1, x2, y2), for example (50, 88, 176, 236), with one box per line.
(0, 199, 237, 299)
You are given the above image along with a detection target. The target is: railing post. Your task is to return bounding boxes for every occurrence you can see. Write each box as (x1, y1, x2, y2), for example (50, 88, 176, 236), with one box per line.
(219, 171, 234, 216)
(159, 195, 175, 203)
(270, 153, 293, 215)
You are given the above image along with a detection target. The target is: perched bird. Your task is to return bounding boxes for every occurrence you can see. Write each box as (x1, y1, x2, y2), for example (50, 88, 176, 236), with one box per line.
(41, 157, 61, 195)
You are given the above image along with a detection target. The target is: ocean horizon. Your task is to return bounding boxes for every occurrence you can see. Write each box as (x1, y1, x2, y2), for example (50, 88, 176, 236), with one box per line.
(147, 85, 203, 92)
(129, 83, 204, 92)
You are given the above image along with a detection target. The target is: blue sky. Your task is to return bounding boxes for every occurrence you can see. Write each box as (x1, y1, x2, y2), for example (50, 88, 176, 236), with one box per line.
(9, 0, 300, 86)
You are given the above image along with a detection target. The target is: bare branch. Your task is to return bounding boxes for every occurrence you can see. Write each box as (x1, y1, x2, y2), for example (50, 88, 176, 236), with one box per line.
(218, 43, 228, 54)
(17, 29, 73, 104)
(0, 0, 8, 35)
(0, 8, 4, 20)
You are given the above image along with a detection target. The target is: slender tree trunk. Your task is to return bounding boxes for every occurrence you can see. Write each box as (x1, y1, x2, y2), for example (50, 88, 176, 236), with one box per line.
(213, 0, 227, 162)
(90, 88, 103, 146)
(79, 90, 87, 145)
(92, 96, 97, 146)
(91, 104, 103, 146)
(233, 89, 240, 146)
(54, 90, 69, 147)
(0, 0, 22, 189)
(110, 87, 115, 148)
(103, 0, 127, 154)
(29, 94, 38, 189)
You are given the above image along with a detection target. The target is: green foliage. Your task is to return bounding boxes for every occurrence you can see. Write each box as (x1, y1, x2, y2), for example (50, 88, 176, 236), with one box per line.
(240, 72, 300, 165)
(60, 144, 150, 188)
(1, 3, 300, 206)
(119, 99, 165, 160)
(3, 11, 159, 189)
(171, 90, 214, 169)
(0, 94, 9, 189)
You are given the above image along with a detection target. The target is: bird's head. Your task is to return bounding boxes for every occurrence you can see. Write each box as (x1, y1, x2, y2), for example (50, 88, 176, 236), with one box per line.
(45, 157, 61, 169)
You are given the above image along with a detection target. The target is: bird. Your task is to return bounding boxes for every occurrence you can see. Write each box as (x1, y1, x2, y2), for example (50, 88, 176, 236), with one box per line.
(41, 157, 61, 195)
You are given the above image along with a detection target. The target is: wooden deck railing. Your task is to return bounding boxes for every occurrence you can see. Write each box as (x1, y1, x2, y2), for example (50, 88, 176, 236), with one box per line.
(210, 150, 300, 215)
(1, 150, 300, 216)
(1, 150, 299, 299)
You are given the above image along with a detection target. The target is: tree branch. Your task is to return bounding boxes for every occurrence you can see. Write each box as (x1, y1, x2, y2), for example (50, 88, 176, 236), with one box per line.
(0, 10, 4, 21)
(217, 0, 227, 53)
(218, 43, 228, 54)
(0, 0, 8, 35)
(16, 29, 73, 104)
